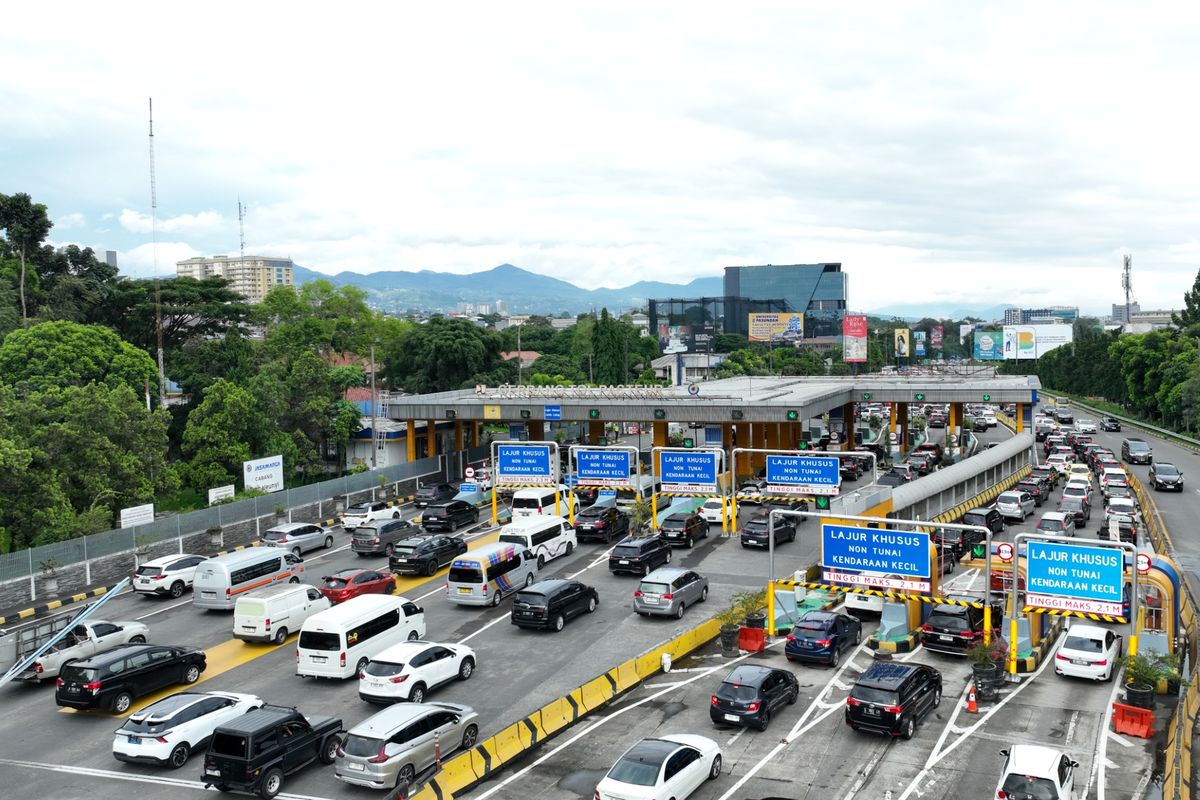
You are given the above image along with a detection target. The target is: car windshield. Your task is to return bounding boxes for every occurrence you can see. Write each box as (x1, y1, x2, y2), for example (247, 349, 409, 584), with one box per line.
(607, 755, 661, 787)
(927, 611, 969, 632)
(716, 683, 758, 702)
(1038, 520, 1064, 531)
(323, 577, 349, 588)
(1000, 774, 1060, 800)
(426, 507, 449, 517)
(851, 686, 898, 705)
(612, 545, 641, 557)
(262, 531, 285, 541)
(579, 507, 606, 519)
(1157, 464, 1180, 476)
(393, 544, 418, 555)
(1060, 500, 1083, 511)
(448, 566, 483, 583)
(514, 592, 546, 607)
(347, 504, 371, 513)
(998, 493, 1021, 504)
(795, 619, 831, 633)
(661, 518, 685, 530)
(342, 734, 385, 758)
(363, 660, 405, 677)
(1128, 442, 1150, 452)
(59, 665, 98, 683)
(512, 497, 545, 509)
(209, 732, 249, 758)
(298, 631, 340, 651)
(1063, 635, 1103, 653)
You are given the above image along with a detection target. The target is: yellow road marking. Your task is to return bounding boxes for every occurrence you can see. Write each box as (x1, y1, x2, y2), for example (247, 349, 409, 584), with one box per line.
(392, 531, 500, 593)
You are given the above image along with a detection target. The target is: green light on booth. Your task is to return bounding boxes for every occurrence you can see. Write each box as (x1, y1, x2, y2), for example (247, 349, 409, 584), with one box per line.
(732, 410, 744, 420)
(589, 409, 601, 419)
(982, 394, 991, 402)
(654, 408, 667, 420)
(683, 437, 694, 448)
(915, 393, 925, 402)
(862, 392, 872, 401)
(786, 409, 799, 421)
(815, 496, 830, 510)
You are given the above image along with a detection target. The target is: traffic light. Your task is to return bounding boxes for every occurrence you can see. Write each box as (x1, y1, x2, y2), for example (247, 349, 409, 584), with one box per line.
(798, 440, 808, 450)
(588, 409, 601, 419)
(982, 394, 991, 402)
(654, 408, 667, 420)
(786, 409, 799, 421)
(915, 393, 925, 402)
(731, 410, 744, 420)
(862, 392, 872, 401)
(682, 437, 694, 448)
(520, 409, 531, 419)
(815, 496, 830, 510)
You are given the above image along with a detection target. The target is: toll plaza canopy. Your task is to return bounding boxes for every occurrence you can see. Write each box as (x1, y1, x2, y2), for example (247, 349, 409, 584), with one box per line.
(382, 373, 1042, 424)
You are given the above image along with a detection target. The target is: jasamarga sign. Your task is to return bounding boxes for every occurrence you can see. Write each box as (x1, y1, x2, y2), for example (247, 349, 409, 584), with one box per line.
(243, 454, 285, 493)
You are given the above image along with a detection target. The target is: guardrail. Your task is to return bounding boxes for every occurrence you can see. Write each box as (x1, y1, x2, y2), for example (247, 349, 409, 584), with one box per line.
(1041, 392, 1200, 452)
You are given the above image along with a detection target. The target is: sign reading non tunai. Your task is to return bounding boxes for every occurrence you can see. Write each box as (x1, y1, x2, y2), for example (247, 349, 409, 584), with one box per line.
(1026, 540, 1125, 617)
(659, 450, 719, 493)
(765, 454, 841, 496)
(821, 525, 932, 591)
(243, 454, 284, 493)
(576, 449, 634, 487)
(496, 444, 554, 484)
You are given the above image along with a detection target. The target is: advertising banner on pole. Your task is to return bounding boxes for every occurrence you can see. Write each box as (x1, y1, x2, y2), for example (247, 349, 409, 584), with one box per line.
(243, 454, 284, 493)
(1002, 324, 1073, 359)
(894, 328, 910, 358)
(914, 330, 927, 357)
(842, 315, 868, 362)
(748, 313, 805, 342)
(973, 328, 1004, 361)
(931, 325, 944, 349)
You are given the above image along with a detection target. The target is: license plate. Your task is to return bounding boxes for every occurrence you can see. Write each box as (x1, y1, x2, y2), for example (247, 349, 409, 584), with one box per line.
(348, 762, 365, 771)
(128, 736, 141, 745)
(202, 591, 216, 597)
(939, 635, 954, 642)
(458, 587, 472, 594)
(242, 626, 255, 631)
(311, 656, 327, 663)
(724, 713, 739, 722)
(1072, 658, 1090, 666)
(205, 768, 220, 776)
(619, 559, 630, 565)
(864, 707, 880, 717)
(644, 597, 659, 604)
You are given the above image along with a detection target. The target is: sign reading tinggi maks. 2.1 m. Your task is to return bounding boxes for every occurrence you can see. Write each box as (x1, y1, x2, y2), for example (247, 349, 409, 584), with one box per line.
(659, 450, 720, 494)
(575, 449, 634, 487)
(1026, 540, 1126, 618)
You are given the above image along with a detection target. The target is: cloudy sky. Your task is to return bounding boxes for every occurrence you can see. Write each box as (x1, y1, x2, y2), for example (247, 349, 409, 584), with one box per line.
(4, 2, 1198, 314)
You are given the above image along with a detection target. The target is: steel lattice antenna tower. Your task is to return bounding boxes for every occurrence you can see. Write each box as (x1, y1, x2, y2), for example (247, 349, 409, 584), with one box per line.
(238, 197, 246, 264)
(1122, 254, 1135, 322)
(150, 98, 167, 410)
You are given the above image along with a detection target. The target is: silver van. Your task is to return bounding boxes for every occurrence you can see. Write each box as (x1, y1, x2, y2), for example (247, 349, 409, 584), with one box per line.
(233, 582, 331, 643)
(193, 548, 305, 610)
(352, 518, 417, 557)
(334, 702, 480, 790)
(261, 522, 334, 556)
(632, 567, 709, 619)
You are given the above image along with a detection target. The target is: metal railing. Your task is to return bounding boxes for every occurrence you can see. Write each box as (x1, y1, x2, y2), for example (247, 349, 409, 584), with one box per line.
(1041, 392, 1200, 451)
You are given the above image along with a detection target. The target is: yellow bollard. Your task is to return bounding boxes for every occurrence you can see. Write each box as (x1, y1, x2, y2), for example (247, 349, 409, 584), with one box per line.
(1129, 605, 1144, 660)
(491, 489, 498, 527)
(767, 580, 776, 637)
(983, 603, 992, 646)
(554, 490, 561, 517)
(651, 492, 658, 528)
(721, 497, 728, 534)
(1007, 617, 1019, 675)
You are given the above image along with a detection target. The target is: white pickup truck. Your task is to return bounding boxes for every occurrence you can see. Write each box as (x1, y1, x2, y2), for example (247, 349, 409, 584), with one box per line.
(26, 620, 151, 682)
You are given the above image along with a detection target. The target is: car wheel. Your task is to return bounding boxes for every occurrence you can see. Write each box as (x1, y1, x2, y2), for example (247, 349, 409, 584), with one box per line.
(787, 687, 799, 705)
(491, 591, 502, 607)
(318, 734, 340, 764)
(409, 684, 427, 704)
(356, 657, 370, 675)
(385, 543, 395, 557)
(675, 602, 686, 620)
(459, 657, 475, 680)
(129, 635, 147, 644)
(259, 767, 284, 799)
(449, 521, 458, 533)
(642, 564, 651, 576)
(789, 529, 797, 543)
(854, 626, 862, 645)
(111, 691, 133, 714)
(288, 577, 300, 584)
(407, 629, 420, 641)
(932, 687, 942, 708)
(273, 627, 288, 645)
(292, 547, 302, 558)
(587, 596, 597, 613)
(553, 614, 565, 632)
(422, 559, 437, 577)
(324, 535, 334, 549)
(830, 647, 840, 668)
(167, 743, 189, 769)
(461, 723, 479, 750)
(756, 708, 771, 731)
(169, 581, 186, 599)
(184, 664, 201, 684)
(685, 535, 693, 549)
(708, 754, 722, 780)
(523, 572, 534, 587)
(537, 555, 546, 570)
(664, 550, 672, 564)
(396, 765, 417, 789)
(901, 716, 916, 740)
(700, 586, 709, 602)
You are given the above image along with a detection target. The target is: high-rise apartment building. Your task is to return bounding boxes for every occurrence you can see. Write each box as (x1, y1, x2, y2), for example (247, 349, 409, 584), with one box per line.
(176, 255, 294, 303)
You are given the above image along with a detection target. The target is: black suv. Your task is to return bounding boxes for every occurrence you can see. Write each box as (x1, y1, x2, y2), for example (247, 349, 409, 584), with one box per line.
(1016, 477, 1049, 506)
(920, 596, 1003, 656)
(845, 661, 942, 739)
(609, 535, 672, 576)
(414, 483, 457, 508)
(421, 500, 479, 532)
(574, 505, 629, 543)
(1101, 416, 1122, 432)
(839, 457, 865, 480)
(56, 644, 206, 713)
(202, 705, 342, 798)
(961, 506, 1004, 534)
(660, 512, 708, 548)
(937, 527, 986, 562)
(388, 534, 468, 576)
(740, 513, 796, 548)
(510, 579, 599, 632)
(709, 665, 799, 732)
(351, 518, 416, 557)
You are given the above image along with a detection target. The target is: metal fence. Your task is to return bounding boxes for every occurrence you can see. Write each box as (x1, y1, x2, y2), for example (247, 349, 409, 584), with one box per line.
(0, 457, 447, 583)
(1040, 392, 1200, 451)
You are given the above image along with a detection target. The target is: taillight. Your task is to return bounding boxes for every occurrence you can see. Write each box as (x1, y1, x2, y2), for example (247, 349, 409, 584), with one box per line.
(83, 680, 102, 692)
(711, 695, 719, 706)
(152, 574, 166, 580)
(55, 678, 64, 687)
(746, 702, 760, 712)
(1055, 653, 1069, 661)
(786, 634, 796, 642)
(884, 704, 902, 714)
(36, 662, 43, 674)
(278, 536, 288, 543)
(846, 697, 861, 706)
(368, 744, 389, 764)
(296, 648, 300, 662)
(264, 618, 271, 630)
(961, 630, 977, 640)
(336, 744, 345, 757)
(815, 639, 831, 647)
(482, 584, 488, 591)
(921, 625, 933, 632)
(998, 792, 1007, 799)
(1095, 659, 1108, 666)
(339, 652, 347, 668)
(155, 736, 169, 744)
(594, 792, 601, 800)
(662, 593, 674, 600)
(633, 591, 643, 598)
(391, 675, 410, 684)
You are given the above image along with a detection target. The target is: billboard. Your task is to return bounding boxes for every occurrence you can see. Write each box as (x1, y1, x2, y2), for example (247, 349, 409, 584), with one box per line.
(243, 454, 285, 493)
(931, 325, 944, 349)
(973, 328, 1004, 361)
(894, 328, 910, 357)
(959, 323, 976, 345)
(914, 330, 927, 357)
(748, 312, 804, 343)
(1002, 324, 1074, 359)
(842, 315, 868, 362)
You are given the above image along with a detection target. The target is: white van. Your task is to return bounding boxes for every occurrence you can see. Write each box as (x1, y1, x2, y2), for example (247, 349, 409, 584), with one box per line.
(497, 516, 577, 569)
(233, 583, 331, 644)
(446, 542, 539, 607)
(511, 485, 576, 519)
(193, 548, 306, 610)
(614, 476, 665, 513)
(296, 594, 426, 679)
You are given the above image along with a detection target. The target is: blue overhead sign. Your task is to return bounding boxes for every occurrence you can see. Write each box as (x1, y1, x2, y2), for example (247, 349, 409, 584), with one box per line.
(659, 450, 719, 493)
(496, 444, 554, 484)
(821, 525, 932, 591)
(1026, 540, 1125, 617)
(576, 449, 634, 487)
(544, 405, 561, 421)
(765, 454, 841, 496)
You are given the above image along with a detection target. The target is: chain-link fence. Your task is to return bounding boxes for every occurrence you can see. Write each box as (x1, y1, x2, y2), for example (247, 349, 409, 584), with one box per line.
(0, 458, 443, 584)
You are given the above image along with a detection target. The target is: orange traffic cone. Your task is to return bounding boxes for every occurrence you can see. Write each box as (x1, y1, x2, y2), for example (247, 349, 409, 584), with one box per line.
(966, 681, 978, 713)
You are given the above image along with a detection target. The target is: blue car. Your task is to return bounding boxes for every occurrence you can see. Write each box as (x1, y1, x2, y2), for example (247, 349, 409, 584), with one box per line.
(785, 611, 862, 667)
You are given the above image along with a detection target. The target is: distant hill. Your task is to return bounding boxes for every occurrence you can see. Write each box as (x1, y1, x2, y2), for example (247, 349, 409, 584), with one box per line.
(866, 302, 1016, 323)
(292, 263, 724, 314)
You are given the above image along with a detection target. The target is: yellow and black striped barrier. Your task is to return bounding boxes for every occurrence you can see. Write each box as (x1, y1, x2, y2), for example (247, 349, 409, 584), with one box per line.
(773, 579, 985, 608)
(1024, 607, 1127, 624)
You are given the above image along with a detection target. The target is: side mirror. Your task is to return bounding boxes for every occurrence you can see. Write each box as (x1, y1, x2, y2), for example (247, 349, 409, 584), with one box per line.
(1069, 760, 1079, 769)
(998, 748, 1009, 758)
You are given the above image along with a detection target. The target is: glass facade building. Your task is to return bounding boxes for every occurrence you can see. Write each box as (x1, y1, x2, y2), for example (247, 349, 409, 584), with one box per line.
(648, 296, 788, 352)
(724, 263, 847, 340)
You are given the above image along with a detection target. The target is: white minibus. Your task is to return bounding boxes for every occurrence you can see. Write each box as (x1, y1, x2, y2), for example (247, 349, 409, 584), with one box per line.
(296, 594, 426, 679)
(445, 542, 538, 607)
(193, 548, 306, 610)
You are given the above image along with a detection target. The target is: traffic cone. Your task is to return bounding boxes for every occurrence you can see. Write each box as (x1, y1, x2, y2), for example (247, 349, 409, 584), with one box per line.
(966, 681, 978, 713)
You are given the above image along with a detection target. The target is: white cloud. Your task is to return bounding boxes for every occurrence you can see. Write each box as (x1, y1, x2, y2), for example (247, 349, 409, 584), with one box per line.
(54, 212, 86, 229)
(119, 209, 225, 236)
(118, 241, 203, 278)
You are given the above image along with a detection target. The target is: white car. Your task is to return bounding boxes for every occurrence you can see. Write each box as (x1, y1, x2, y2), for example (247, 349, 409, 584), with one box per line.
(1054, 623, 1122, 681)
(342, 500, 401, 531)
(357, 640, 477, 704)
(995, 744, 1078, 800)
(1075, 419, 1098, 433)
(735, 483, 765, 504)
(133, 554, 208, 598)
(1045, 453, 1072, 469)
(698, 499, 725, 524)
(596, 734, 722, 800)
(1065, 464, 1093, 487)
(995, 490, 1035, 522)
(112, 691, 264, 769)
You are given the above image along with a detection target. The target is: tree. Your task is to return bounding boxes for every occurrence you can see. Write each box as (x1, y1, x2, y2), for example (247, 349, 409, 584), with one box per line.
(387, 316, 504, 393)
(0, 320, 158, 396)
(96, 276, 252, 355)
(180, 379, 268, 490)
(258, 280, 377, 357)
(712, 332, 748, 353)
(0, 192, 53, 319)
(592, 309, 627, 384)
(529, 354, 585, 384)
(1173, 267, 1200, 329)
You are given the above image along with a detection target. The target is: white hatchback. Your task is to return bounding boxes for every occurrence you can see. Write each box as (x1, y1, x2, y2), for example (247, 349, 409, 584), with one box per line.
(357, 640, 477, 704)
(995, 744, 1078, 800)
(596, 734, 722, 800)
(995, 491, 1035, 522)
(112, 691, 263, 769)
(1054, 623, 1122, 681)
(698, 499, 725, 524)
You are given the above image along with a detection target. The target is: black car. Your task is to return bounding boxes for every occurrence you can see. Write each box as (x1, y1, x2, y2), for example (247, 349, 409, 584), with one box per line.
(1057, 497, 1091, 528)
(937, 526, 986, 562)
(608, 535, 672, 576)
(962, 506, 1004, 535)
(1101, 416, 1122, 432)
(56, 644, 207, 713)
(202, 705, 341, 798)
(1121, 438, 1153, 465)
(510, 579, 599, 631)
(1016, 477, 1049, 507)
(785, 611, 862, 666)
(1030, 465, 1060, 489)
(574, 505, 630, 543)
(740, 513, 796, 548)
(709, 665, 799, 731)
(920, 595, 1003, 656)
(845, 662, 942, 740)
(972, 416, 990, 432)
(1149, 461, 1184, 491)
(420, 500, 479, 532)
(388, 534, 468, 576)
(660, 512, 708, 548)
(839, 457, 865, 480)
(414, 483, 456, 508)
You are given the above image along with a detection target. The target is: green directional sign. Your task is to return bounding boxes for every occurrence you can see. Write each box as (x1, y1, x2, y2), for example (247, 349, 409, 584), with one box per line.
(654, 408, 667, 420)
(862, 392, 872, 401)
(982, 393, 991, 402)
(915, 393, 926, 402)
(972, 542, 986, 559)
(682, 437, 694, 448)
(589, 408, 601, 419)
(786, 409, 799, 421)
(815, 495, 830, 510)
(732, 410, 744, 420)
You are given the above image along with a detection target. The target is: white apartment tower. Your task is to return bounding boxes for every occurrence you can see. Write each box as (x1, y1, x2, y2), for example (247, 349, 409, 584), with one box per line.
(176, 255, 294, 303)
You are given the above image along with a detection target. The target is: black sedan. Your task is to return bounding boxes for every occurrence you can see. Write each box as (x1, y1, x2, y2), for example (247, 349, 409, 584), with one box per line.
(1149, 461, 1184, 491)
(1101, 417, 1122, 432)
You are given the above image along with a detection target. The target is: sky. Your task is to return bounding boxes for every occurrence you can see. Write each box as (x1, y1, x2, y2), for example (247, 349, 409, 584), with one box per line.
(3, 1, 1199, 315)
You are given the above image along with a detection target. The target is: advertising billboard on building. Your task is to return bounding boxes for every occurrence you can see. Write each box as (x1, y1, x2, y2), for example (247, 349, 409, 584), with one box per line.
(1002, 324, 1074, 359)
(748, 312, 805, 342)
(842, 315, 868, 362)
(973, 328, 1004, 361)
(914, 330, 927, 357)
(893, 328, 910, 357)
(931, 325, 944, 349)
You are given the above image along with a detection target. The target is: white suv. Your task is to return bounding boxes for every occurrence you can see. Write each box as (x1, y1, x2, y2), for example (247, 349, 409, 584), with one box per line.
(342, 500, 400, 531)
(133, 554, 208, 598)
(357, 640, 477, 704)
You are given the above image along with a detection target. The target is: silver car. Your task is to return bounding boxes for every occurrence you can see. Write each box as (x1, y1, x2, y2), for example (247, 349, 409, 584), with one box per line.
(633, 567, 709, 619)
(261, 522, 333, 556)
(995, 491, 1036, 522)
(334, 702, 479, 790)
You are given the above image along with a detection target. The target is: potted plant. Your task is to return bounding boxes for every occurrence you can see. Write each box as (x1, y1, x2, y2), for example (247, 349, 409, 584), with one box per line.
(1122, 652, 1186, 709)
(734, 588, 769, 629)
(716, 604, 742, 652)
(39, 559, 62, 595)
(627, 496, 656, 537)
(967, 639, 1007, 701)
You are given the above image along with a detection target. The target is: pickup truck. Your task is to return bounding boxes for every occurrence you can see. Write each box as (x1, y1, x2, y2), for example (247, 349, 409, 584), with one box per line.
(27, 619, 151, 681)
(203, 705, 342, 798)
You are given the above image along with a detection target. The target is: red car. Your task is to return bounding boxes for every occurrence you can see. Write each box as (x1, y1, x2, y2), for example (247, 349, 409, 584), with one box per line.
(319, 568, 395, 604)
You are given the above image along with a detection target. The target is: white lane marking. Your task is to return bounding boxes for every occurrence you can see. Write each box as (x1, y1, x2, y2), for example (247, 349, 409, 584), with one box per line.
(896, 643, 925, 661)
(566, 544, 618, 579)
(725, 727, 747, 747)
(0, 757, 332, 799)
(469, 640, 786, 800)
(840, 741, 890, 800)
(456, 612, 511, 645)
(135, 596, 194, 620)
(1091, 661, 1126, 800)
(1105, 730, 1133, 749)
(1064, 709, 1080, 746)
